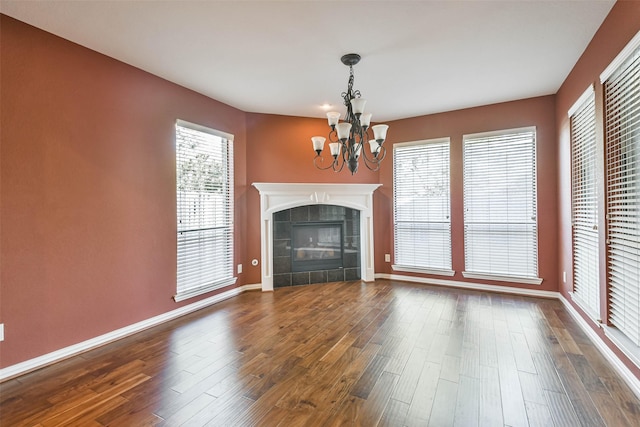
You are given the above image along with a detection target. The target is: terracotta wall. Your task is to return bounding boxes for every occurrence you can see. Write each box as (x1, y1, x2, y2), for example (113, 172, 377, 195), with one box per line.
(0, 15, 248, 368)
(555, 0, 640, 378)
(378, 97, 559, 292)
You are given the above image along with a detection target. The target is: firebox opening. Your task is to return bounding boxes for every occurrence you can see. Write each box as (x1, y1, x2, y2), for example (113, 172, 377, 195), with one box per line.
(291, 222, 344, 272)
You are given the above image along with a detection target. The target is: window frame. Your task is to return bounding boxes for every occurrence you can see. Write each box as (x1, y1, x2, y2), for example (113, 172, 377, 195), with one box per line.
(569, 85, 601, 321)
(462, 126, 542, 285)
(392, 137, 454, 276)
(600, 30, 640, 364)
(175, 119, 236, 302)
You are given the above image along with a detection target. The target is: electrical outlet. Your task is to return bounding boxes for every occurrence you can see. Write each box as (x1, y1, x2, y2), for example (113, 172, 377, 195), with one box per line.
(0, 324, 4, 342)
(563, 271, 567, 283)
(385, 254, 391, 262)
(237, 264, 243, 274)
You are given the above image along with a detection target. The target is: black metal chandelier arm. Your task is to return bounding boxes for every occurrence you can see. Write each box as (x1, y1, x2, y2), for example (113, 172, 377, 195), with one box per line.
(313, 153, 340, 171)
(361, 157, 381, 172)
(360, 144, 387, 169)
(333, 149, 346, 172)
(327, 128, 340, 143)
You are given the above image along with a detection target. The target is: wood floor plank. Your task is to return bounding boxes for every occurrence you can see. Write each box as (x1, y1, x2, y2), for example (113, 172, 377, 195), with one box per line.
(358, 370, 398, 426)
(524, 400, 554, 427)
(390, 347, 428, 404)
(494, 319, 528, 427)
(377, 398, 410, 427)
(404, 361, 441, 426)
(454, 375, 480, 427)
(479, 365, 504, 427)
(600, 375, 640, 425)
(2, 279, 640, 426)
(590, 390, 635, 427)
(544, 389, 583, 427)
(156, 392, 216, 426)
(429, 378, 459, 426)
(511, 331, 537, 374)
(349, 353, 390, 399)
(518, 371, 547, 405)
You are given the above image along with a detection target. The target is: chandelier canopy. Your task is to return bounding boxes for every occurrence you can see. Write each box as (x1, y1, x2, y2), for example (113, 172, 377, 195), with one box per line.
(311, 53, 389, 175)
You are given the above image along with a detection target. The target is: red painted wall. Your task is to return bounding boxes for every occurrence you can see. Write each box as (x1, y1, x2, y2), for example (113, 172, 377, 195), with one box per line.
(556, 1, 640, 378)
(0, 15, 248, 368)
(378, 97, 559, 292)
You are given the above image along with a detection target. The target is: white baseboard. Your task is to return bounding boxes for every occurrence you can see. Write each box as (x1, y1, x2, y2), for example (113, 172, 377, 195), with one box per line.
(375, 273, 559, 299)
(559, 296, 640, 400)
(0, 283, 262, 382)
(376, 272, 640, 400)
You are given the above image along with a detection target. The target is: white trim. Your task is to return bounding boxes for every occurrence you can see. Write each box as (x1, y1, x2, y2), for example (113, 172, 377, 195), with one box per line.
(462, 271, 543, 285)
(173, 277, 237, 302)
(560, 297, 640, 400)
(567, 84, 595, 118)
(175, 119, 234, 142)
(600, 30, 640, 83)
(392, 265, 455, 277)
(0, 283, 261, 382)
(252, 182, 381, 291)
(463, 125, 537, 141)
(375, 273, 557, 299)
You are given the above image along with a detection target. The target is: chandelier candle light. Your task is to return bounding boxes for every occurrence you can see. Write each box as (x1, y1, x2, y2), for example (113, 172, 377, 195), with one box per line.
(311, 53, 389, 174)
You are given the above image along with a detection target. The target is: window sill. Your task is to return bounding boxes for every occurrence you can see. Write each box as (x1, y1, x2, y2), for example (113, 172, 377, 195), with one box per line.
(392, 265, 455, 277)
(461, 271, 542, 285)
(603, 325, 640, 369)
(174, 277, 237, 302)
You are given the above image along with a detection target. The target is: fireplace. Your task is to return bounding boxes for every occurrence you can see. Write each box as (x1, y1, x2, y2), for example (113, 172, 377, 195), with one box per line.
(291, 222, 344, 272)
(252, 183, 381, 291)
(271, 205, 360, 287)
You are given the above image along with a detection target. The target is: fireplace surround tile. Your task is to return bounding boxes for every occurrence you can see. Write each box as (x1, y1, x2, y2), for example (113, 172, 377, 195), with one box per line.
(272, 204, 360, 288)
(273, 273, 292, 287)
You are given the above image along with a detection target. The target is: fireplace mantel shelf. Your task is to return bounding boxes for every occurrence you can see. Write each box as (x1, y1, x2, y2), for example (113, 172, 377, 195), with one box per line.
(252, 182, 382, 291)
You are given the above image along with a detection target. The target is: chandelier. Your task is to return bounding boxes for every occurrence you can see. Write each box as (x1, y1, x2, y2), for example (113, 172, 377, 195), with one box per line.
(311, 53, 389, 174)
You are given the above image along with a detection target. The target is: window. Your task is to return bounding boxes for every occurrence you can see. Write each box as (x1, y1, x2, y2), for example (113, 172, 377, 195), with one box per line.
(569, 86, 600, 319)
(175, 120, 235, 301)
(393, 138, 452, 274)
(602, 32, 640, 350)
(463, 127, 540, 284)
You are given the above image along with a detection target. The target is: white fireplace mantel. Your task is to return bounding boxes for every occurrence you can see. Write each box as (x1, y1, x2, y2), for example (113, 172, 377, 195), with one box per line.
(252, 182, 382, 291)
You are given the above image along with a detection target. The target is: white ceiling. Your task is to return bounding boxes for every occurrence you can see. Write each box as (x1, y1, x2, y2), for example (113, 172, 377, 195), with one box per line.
(1, 0, 615, 122)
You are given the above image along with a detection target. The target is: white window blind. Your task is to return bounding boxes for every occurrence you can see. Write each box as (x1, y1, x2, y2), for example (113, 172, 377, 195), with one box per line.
(570, 87, 600, 319)
(393, 138, 452, 273)
(463, 127, 539, 282)
(604, 39, 640, 347)
(175, 120, 235, 301)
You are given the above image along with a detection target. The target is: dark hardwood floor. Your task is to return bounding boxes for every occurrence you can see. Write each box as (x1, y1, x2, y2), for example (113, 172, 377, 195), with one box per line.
(1, 279, 640, 426)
